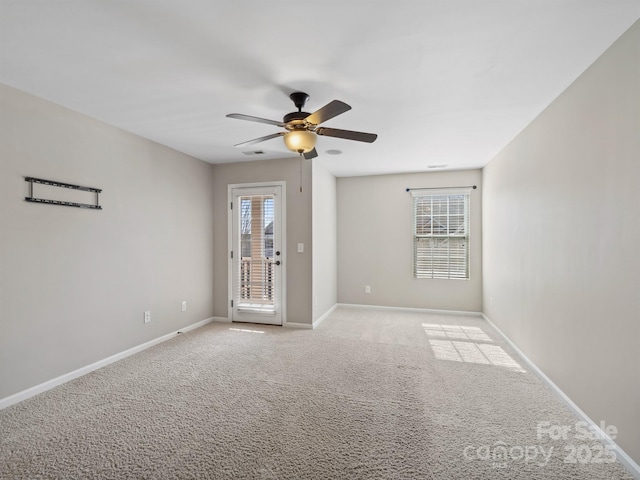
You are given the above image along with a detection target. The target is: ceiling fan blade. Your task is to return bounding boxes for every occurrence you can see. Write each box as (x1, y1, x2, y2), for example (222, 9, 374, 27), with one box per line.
(303, 148, 318, 160)
(316, 127, 377, 143)
(233, 132, 285, 148)
(226, 113, 285, 127)
(304, 100, 351, 126)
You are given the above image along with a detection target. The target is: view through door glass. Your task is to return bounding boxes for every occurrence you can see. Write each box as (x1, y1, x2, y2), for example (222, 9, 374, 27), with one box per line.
(238, 194, 276, 313)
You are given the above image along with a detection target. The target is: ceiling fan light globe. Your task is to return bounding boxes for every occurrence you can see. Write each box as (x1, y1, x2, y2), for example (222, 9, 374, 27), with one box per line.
(284, 130, 317, 154)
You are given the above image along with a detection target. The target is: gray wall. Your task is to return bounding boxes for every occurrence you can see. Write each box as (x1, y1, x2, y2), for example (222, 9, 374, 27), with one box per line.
(312, 160, 337, 323)
(337, 169, 482, 312)
(0, 84, 215, 399)
(211, 157, 313, 325)
(482, 21, 640, 463)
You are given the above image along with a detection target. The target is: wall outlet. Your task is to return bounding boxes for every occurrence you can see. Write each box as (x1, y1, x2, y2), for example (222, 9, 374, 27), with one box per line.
(365, 285, 371, 294)
(297, 243, 304, 253)
(144, 311, 151, 324)
(181, 301, 187, 312)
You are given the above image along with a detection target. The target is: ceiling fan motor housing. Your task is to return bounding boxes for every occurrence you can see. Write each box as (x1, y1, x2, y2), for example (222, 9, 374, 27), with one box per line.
(283, 111, 311, 125)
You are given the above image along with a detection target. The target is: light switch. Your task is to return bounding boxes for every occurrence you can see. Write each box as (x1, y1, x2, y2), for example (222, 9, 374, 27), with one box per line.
(297, 243, 304, 253)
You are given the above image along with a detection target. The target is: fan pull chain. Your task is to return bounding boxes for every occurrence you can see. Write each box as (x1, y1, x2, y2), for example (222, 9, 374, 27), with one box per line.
(299, 154, 303, 193)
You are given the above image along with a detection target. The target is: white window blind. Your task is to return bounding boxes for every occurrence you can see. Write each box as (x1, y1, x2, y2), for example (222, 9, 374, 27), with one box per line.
(412, 189, 470, 279)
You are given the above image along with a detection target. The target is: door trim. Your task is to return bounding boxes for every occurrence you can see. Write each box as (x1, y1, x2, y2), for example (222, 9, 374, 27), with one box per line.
(227, 181, 286, 326)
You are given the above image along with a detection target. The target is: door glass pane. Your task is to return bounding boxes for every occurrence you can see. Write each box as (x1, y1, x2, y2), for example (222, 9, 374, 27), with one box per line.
(238, 194, 275, 310)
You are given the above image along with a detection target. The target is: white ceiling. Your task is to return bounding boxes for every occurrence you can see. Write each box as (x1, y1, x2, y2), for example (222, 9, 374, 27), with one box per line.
(1, 1, 638, 177)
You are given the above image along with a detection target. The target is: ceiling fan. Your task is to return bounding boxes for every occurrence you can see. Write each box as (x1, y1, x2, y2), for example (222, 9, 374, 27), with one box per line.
(226, 92, 377, 159)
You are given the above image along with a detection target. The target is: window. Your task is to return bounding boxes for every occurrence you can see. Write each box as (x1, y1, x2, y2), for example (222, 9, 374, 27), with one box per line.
(240, 196, 274, 258)
(412, 189, 470, 279)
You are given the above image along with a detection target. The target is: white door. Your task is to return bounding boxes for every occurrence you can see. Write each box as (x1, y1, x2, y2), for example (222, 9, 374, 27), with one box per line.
(229, 183, 285, 325)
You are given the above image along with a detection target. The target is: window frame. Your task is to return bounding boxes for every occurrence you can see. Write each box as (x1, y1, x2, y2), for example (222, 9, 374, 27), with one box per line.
(411, 188, 471, 280)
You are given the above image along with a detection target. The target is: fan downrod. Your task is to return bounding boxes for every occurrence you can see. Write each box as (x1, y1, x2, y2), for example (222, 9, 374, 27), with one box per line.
(290, 92, 310, 112)
(284, 92, 311, 124)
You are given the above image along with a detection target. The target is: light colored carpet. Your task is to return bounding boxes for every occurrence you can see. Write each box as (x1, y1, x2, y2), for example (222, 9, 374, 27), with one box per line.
(0, 306, 634, 479)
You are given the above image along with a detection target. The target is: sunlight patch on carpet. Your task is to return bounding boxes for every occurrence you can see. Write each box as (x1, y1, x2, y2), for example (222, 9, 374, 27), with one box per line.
(229, 328, 265, 334)
(422, 323, 492, 342)
(424, 323, 526, 373)
(429, 339, 525, 372)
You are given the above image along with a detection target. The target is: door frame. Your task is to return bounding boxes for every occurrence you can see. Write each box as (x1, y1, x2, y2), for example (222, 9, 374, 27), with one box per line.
(227, 181, 287, 325)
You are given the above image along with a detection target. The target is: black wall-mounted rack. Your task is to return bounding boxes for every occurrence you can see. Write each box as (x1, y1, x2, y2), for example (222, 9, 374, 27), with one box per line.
(25, 177, 102, 210)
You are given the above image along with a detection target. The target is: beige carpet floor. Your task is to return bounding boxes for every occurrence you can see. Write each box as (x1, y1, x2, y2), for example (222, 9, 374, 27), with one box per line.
(0, 306, 634, 479)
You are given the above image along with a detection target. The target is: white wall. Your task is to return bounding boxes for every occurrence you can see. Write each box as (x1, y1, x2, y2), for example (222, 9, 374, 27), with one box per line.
(312, 160, 337, 323)
(482, 21, 640, 464)
(0, 84, 215, 399)
(211, 157, 313, 325)
(337, 169, 482, 312)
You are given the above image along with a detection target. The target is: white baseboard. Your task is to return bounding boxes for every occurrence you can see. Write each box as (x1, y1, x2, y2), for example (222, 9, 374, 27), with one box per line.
(210, 316, 231, 323)
(283, 321, 313, 329)
(177, 317, 217, 333)
(0, 316, 216, 411)
(312, 304, 337, 329)
(338, 303, 482, 317)
(482, 314, 640, 479)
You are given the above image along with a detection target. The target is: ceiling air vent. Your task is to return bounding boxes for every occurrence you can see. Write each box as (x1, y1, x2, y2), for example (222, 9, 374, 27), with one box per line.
(242, 150, 265, 156)
(427, 164, 448, 169)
